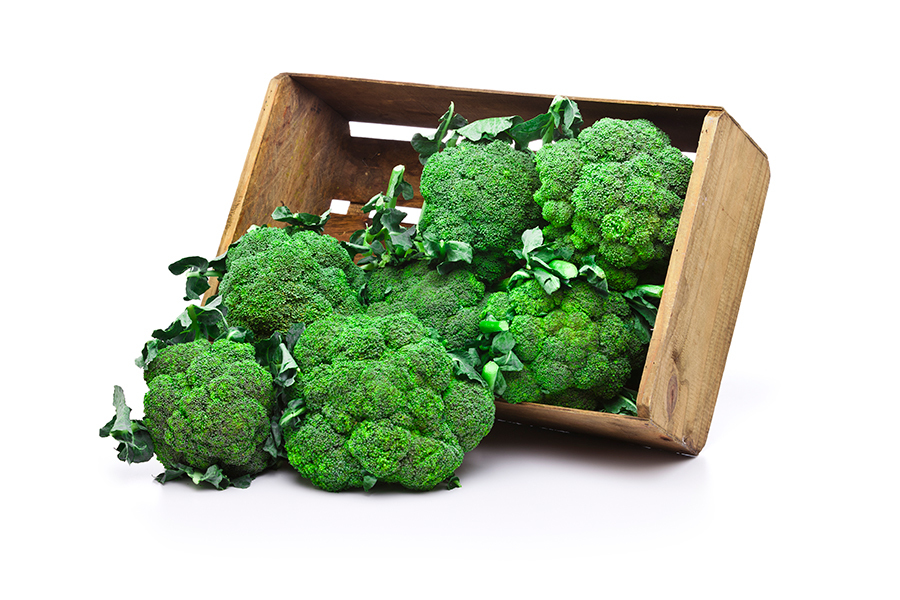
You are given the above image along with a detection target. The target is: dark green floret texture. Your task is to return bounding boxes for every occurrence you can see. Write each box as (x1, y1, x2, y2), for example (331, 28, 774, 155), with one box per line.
(418, 139, 542, 283)
(283, 312, 495, 492)
(483, 279, 646, 411)
(534, 118, 694, 291)
(365, 261, 487, 351)
(218, 226, 365, 337)
(142, 338, 277, 478)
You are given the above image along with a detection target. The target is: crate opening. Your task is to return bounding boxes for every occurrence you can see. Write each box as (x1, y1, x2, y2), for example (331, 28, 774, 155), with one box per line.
(349, 121, 432, 142)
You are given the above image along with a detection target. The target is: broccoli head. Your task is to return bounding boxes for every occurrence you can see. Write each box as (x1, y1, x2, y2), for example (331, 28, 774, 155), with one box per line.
(365, 260, 488, 351)
(142, 338, 277, 479)
(484, 279, 646, 412)
(418, 139, 543, 283)
(284, 312, 495, 492)
(534, 118, 694, 290)
(217, 226, 365, 337)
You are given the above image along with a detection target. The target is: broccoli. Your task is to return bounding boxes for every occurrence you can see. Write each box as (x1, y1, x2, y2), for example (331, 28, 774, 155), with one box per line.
(534, 118, 694, 291)
(217, 225, 365, 337)
(365, 260, 488, 351)
(141, 338, 278, 483)
(283, 311, 495, 492)
(418, 139, 543, 283)
(483, 279, 647, 413)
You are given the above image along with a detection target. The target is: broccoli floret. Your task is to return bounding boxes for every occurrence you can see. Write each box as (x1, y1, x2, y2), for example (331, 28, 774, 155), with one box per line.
(534, 118, 694, 290)
(142, 338, 277, 479)
(284, 312, 495, 492)
(486, 279, 645, 412)
(576, 117, 671, 164)
(533, 138, 582, 226)
(570, 158, 685, 270)
(218, 226, 364, 337)
(365, 261, 488, 351)
(418, 139, 543, 283)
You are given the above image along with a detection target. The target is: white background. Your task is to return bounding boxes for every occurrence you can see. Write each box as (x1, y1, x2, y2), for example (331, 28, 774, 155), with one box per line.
(3, 1, 896, 597)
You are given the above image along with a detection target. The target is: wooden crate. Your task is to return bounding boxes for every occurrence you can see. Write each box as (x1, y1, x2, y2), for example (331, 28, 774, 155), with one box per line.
(215, 73, 770, 456)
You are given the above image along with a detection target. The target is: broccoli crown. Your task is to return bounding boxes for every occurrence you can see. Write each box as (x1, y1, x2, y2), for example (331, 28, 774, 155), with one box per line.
(365, 261, 488, 351)
(570, 158, 685, 270)
(534, 118, 694, 290)
(142, 339, 277, 478)
(485, 279, 645, 410)
(284, 312, 495, 492)
(418, 140, 542, 283)
(218, 226, 365, 337)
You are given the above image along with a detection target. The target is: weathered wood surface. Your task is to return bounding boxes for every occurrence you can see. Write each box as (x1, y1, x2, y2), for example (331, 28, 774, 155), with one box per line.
(215, 73, 770, 455)
(639, 110, 770, 454)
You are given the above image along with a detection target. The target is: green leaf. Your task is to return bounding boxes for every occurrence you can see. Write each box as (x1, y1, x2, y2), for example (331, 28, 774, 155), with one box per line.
(509, 113, 552, 148)
(494, 351, 524, 372)
(279, 395, 308, 431)
(604, 389, 638, 416)
(100, 386, 154, 464)
(362, 475, 378, 492)
(168, 256, 209, 275)
(455, 115, 524, 143)
(491, 330, 516, 354)
(154, 464, 249, 490)
(520, 227, 544, 255)
(449, 348, 487, 386)
(272, 206, 331, 233)
(442, 240, 472, 264)
(579, 256, 609, 297)
(533, 268, 561, 294)
(548, 259, 578, 280)
(412, 103, 468, 164)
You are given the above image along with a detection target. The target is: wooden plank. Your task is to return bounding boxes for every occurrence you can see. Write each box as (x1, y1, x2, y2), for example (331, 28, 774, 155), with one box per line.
(642, 110, 770, 454)
(289, 73, 718, 153)
(494, 401, 692, 454)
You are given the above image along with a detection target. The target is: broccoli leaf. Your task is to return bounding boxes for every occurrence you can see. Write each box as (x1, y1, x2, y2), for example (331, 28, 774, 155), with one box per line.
(510, 95, 583, 147)
(449, 348, 487, 386)
(603, 389, 638, 416)
(421, 232, 473, 274)
(155, 464, 252, 490)
(362, 475, 378, 492)
(412, 102, 468, 164)
(624, 284, 664, 341)
(168, 255, 226, 301)
(137, 297, 229, 368)
(455, 115, 524, 144)
(508, 228, 608, 296)
(99, 386, 154, 464)
(578, 255, 610, 297)
(345, 165, 422, 269)
(272, 206, 332, 234)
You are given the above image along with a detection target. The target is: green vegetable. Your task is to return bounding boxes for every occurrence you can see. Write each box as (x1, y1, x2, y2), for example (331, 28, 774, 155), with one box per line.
(364, 260, 488, 351)
(535, 117, 694, 290)
(99, 385, 154, 464)
(218, 224, 365, 338)
(418, 138, 542, 283)
(482, 279, 652, 413)
(283, 312, 495, 492)
(141, 338, 280, 486)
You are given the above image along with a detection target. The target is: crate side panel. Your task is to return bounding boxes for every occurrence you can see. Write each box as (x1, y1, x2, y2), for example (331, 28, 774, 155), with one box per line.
(494, 402, 691, 453)
(228, 76, 351, 244)
(645, 112, 770, 453)
(289, 74, 713, 152)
